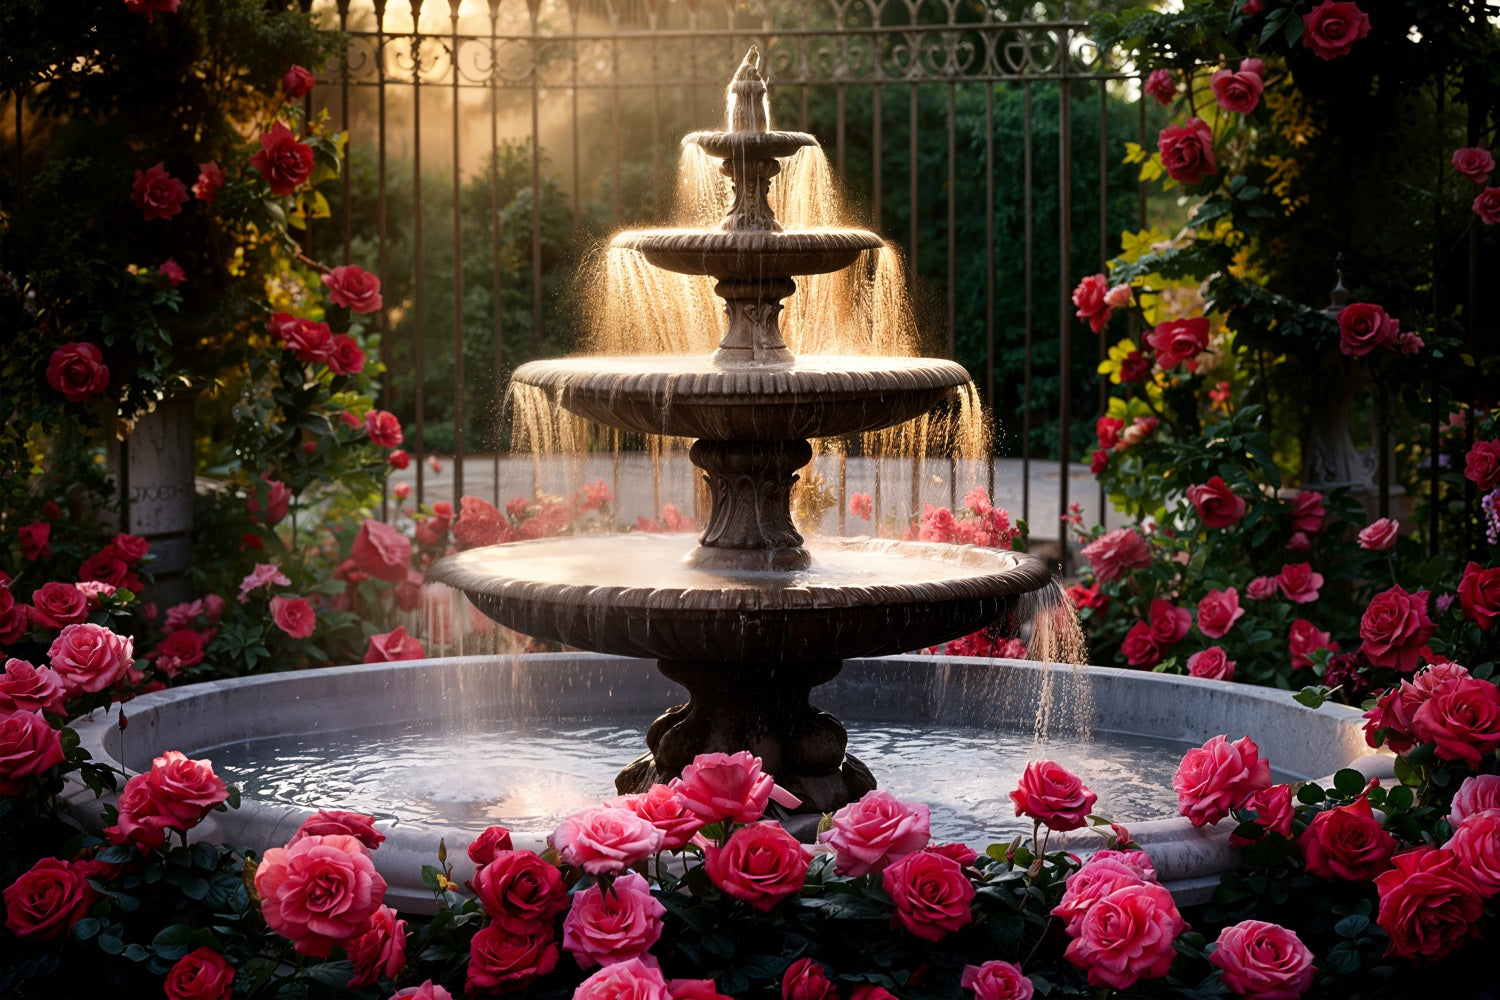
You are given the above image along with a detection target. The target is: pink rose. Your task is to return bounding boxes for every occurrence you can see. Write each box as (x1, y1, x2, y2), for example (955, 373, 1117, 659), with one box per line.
(573, 958, 670, 1000)
(1246, 575, 1278, 601)
(1358, 517, 1399, 551)
(0, 660, 68, 715)
(467, 824, 515, 866)
(1288, 618, 1335, 670)
(1143, 68, 1176, 106)
(1275, 562, 1323, 604)
(163, 946, 235, 1000)
(1053, 857, 1150, 935)
(1458, 561, 1500, 631)
(563, 871, 665, 968)
(1211, 67, 1264, 114)
(1302, 0, 1371, 60)
(2, 858, 98, 941)
(238, 562, 291, 602)
(192, 161, 223, 203)
(552, 803, 665, 875)
(350, 519, 412, 582)
(1008, 760, 1097, 832)
(47, 622, 133, 695)
(130, 162, 188, 221)
(250, 121, 314, 196)
(1062, 881, 1185, 990)
(466, 923, 560, 995)
(282, 64, 315, 99)
(672, 750, 796, 824)
(452, 495, 513, 548)
(849, 492, 873, 521)
(1451, 147, 1494, 184)
(881, 849, 975, 942)
(1410, 676, 1500, 767)
(1337, 302, 1398, 356)
(1475, 186, 1500, 224)
(1158, 117, 1217, 185)
(28, 582, 89, 630)
(392, 981, 454, 1000)
(1230, 784, 1294, 846)
(820, 789, 931, 875)
(364, 409, 404, 448)
(1186, 476, 1245, 529)
(1446, 809, 1500, 896)
(158, 258, 186, 287)
(345, 904, 406, 989)
(0, 709, 68, 795)
(1104, 283, 1132, 309)
(1147, 599, 1192, 647)
(1071, 273, 1112, 332)
(1146, 315, 1211, 368)
(782, 958, 837, 1000)
(46, 342, 111, 403)
(960, 961, 1034, 1000)
(322, 265, 383, 313)
(1466, 440, 1500, 491)
(1081, 528, 1152, 584)
(269, 594, 316, 639)
(247, 477, 291, 525)
(1450, 774, 1500, 828)
(1187, 646, 1235, 681)
(702, 822, 810, 912)
(1360, 585, 1435, 672)
(144, 750, 228, 829)
(1173, 734, 1271, 827)
(1362, 661, 1469, 753)
(1375, 847, 1484, 961)
(1299, 796, 1395, 881)
(1289, 489, 1325, 533)
(363, 626, 424, 663)
(1196, 588, 1244, 638)
(1208, 920, 1315, 1000)
(1285, 531, 1311, 553)
(471, 849, 568, 932)
(612, 784, 705, 851)
(290, 810, 386, 850)
(254, 834, 388, 957)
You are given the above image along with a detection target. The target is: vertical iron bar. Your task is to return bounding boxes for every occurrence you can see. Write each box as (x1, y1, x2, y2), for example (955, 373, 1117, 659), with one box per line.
(530, 21, 544, 356)
(1097, 79, 1108, 526)
(835, 84, 846, 176)
(946, 82, 956, 358)
(570, 7, 582, 229)
(413, 26, 427, 504)
(490, 1, 502, 504)
(1022, 81, 1033, 529)
(340, 2, 352, 262)
(872, 84, 883, 227)
(451, 4, 465, 502)
(908, 82, 919, 296)
(377, 1, 390, 520)
(985, 81, 995, 504)
(1057, 51, 1073, 575)
(611, 35, 622, 226)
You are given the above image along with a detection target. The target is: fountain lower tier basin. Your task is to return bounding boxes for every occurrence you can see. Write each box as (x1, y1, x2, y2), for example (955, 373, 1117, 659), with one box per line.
(510, 354, 970, 439)
(66, 654, 1393, 911)
(427, 535, 1054, 663)
(611, 228, 884, 281)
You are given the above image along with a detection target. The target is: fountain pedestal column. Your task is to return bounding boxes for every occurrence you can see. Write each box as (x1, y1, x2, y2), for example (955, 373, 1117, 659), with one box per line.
(685, 438, 812, 571)
(616, 657, 876, 812)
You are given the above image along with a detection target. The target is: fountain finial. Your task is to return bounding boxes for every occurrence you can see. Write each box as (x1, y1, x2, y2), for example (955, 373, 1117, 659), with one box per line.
(728, 46, 770, 133)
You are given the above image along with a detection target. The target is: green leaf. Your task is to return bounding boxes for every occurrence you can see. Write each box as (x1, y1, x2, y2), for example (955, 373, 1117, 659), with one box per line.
(1333, 768, 1366, 797)
(1393, 754, 1423, 787)
(420, 865, 445, 891)
(1293, 686, 1329, 709)
(1322, 940, 1363, 975)
(1335, 913, 1371, 939)
(1296, 783, 1326, 805)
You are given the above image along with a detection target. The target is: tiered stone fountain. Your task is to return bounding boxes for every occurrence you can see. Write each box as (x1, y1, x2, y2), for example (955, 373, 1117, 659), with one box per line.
(428, 49, 1054, 814)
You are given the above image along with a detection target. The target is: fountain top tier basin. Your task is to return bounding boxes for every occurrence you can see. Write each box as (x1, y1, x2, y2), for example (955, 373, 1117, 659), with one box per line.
(433, 535, 1053, 664)
(511, 354, 970, 440)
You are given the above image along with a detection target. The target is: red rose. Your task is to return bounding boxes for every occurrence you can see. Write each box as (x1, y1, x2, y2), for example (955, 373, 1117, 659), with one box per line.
(158, 258, 186, 286)
(881, 849, 975, 942)
(46, 342, 110, 403)
(1095, 416, 1125, 450)
(465, 923, 559, 995)
(79, 551, 131, 589)
(192, 161, 223, 203)
(1475, 186, 1500, 224)
(18, 520, 51, 561)
(1187, 646, 1235, 681)
(1173, 734, 1270, 827)
(345, 904, 407, 989)
(329, 334, 367, 375)
(1158, 117, 1217, 185)
(388, 448, 411, 471)
(364, 409, 404, 448)
(28, 582, 89, 630)
(1208, 920, 1315, 1000)
(250, 122, 315, 196)
(1230, 784, 1294, 847)
(1148, 599, 1192, 646)
(1143, 68, 1176, 106)
(467, 825, 514, 867)
(1146, 315, 1210, 368)
(1185, 475, 1245, 529)
(703, 822, 810, 911)
(363, 626, 425, 663)
(1196, 587, 1244, 638)
(1359, 585, 1435, 672)
(1081, 528, 1152, 584)
(322, 265, 384, 313)
(1458, 561, 1500, 631)
(1288, 618, 1335, 670)
(471, 849, 569, 932)
(2, 858, 97, 940)
(1062, 882, 1185, 990)
(1119, 350, 1152, 382)
(1451, 147, 1495, 185)
(1275, 562, 1323, 604)
(144, 750, 228, 829)
(130, 162, 188, 221)
(1299, 796, 1395, 881)
(1071, 273, 1112, 332)
(151, 629, 207, 677)
(108, 532, 150, 564)
(821, 788, 931, 875)
(278, 317, 335, 364)
(255, 834, 387, 957)
(164, 947, 235, 1000)
(782, 958, 837, 1000)
(1336, 302, 1398, 357)
(1375, 847, 1484, 961)
(1089, 449, 1109, 474)
(1410, 676, 1500, 768)
(1121, 621, 1161, 668)
(1302, 0, 1371, 60)
(562, 871, 665, 969)
(0, 709, 68, 795)
(290, 809, 386, 850)
(1465, 440, 1500, 491)
(1362, 661, 1468, 753)
(1289, 489, 1324, 534)
(282, 64, 315, 99)
(453, 495, 514, 548)
(1009, 760, 1097, 832)
(269, 594, 316, 639)
(350, 519, 412, 582)
(1210, 68, 1264, 114)
(669, 978, 732, 1000)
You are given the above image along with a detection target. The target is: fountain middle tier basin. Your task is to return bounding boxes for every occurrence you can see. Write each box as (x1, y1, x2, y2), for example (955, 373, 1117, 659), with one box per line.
(510, 354, 971, 439)
(611, 228, 884, 280)
(428, 535, 1054, 663)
